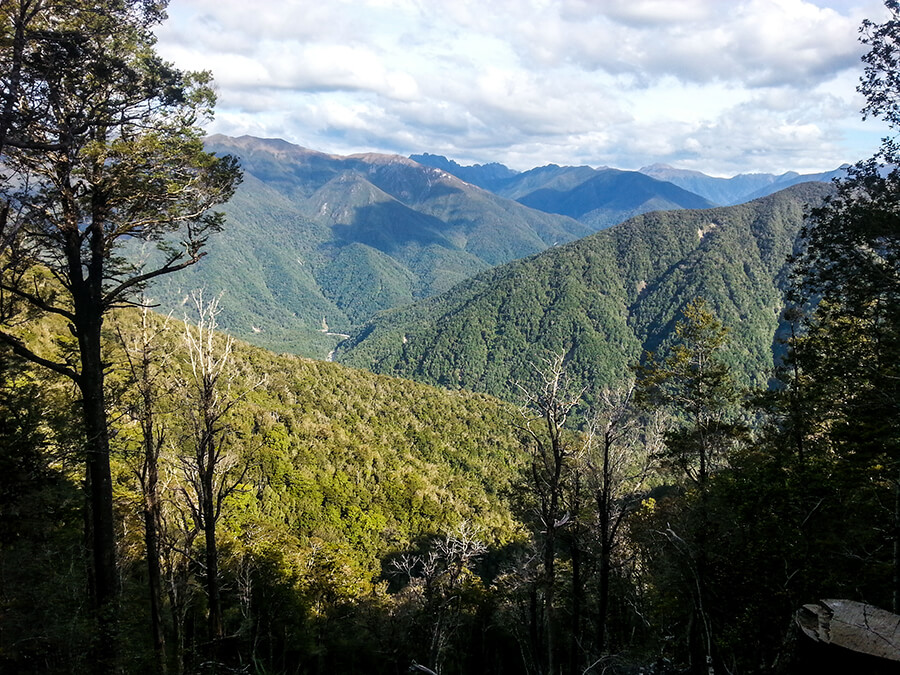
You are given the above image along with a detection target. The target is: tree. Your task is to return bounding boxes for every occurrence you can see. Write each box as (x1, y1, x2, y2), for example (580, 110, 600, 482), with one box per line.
(175, 292, 258, 662)
(0, 0, 241, 665)
(786, 0, 900, 612)
(636, 298, 743, 490)
(635, 298, 745, 675)
(516, 353, 585, 675)
(113, 307, 172, 674)
(580, 385, 659, 655)
(391, 522, 488, 675)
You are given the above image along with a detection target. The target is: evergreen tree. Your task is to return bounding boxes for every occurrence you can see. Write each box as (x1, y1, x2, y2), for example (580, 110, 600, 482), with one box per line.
(636, 298, 743, 490)
(636, 298, 745, 674)
(0, 1, 240, 666)
(788, 0, 900, 612)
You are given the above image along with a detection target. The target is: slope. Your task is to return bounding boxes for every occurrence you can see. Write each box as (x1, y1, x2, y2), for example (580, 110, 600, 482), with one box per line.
(412, 155, 715, 228)
(335, 182, 834, 401)
(515, 168, 716, 229)
(145, 136, 593, 357)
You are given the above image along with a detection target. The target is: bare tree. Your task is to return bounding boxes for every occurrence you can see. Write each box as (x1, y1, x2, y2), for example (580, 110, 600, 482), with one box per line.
(175, 291, 260, 662)
(114, 307, 173, 674)
(392, 522, 488, 675)
(517, 353, 585, 675)
(581, 385, 660, 654)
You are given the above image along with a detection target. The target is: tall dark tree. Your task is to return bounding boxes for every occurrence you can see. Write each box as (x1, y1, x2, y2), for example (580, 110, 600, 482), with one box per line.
(790, 0, 900, 611)
(517, 353, 584, 675)
(786, 0, 900, 612)
(0, 0, 241, 666)
(636, 298, 745, 674)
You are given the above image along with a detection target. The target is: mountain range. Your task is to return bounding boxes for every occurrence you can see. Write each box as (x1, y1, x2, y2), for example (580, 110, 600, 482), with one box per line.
(638, 162, 847, 205)
(142, 136, 842, 372)
(335, 182, 835, 401)
(146, 136, 588, 355)
(411, 154, 716, 228)
(413, 152, 846, 207)
(147, 135, 771, 357)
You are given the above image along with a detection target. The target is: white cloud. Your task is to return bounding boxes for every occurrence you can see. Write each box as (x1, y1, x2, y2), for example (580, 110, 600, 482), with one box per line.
(155, 0, 894, 175)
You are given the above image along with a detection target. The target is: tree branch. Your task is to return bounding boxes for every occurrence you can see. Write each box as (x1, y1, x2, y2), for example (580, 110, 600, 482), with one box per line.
(102, 253, 203, 308)
(0, 279, 76, 322)
(0, 328, 79, 381)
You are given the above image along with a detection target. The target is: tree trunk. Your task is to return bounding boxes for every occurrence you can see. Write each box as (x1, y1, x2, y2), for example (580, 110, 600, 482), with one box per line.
(143, 431, 167, 674)
(597, 432, 613, 655)
(894, 470, 899, 614)
(544, 534, 555, 675)
(569, 539, 582, 674)
(201, 448, 223, 651)
(77, 314, 119, 673)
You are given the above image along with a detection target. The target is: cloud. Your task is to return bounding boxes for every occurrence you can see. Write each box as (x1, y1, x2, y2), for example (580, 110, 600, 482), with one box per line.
(155, 0, 893, 175)
(506, 0, 865, 87)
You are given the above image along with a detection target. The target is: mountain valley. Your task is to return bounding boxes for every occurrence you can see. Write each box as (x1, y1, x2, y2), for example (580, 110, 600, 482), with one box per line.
(335, 182, 834, 400)
(148, 135, 836, 359)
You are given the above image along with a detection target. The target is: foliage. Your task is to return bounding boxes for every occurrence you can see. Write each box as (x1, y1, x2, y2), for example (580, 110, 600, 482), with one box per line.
(780, 0, 900, 616)
(144, 135, 594, 357)
(6, 4, 900, 674)
(0, 348, 87, 671)
(0, 1, 241, 668)
(338, 183, 833, 403)
(97, 306, 526, 672)
(636, 298, 745, 487)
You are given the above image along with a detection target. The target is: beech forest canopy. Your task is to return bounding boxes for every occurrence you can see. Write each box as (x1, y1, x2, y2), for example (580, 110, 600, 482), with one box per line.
(1, 2, 899, 675)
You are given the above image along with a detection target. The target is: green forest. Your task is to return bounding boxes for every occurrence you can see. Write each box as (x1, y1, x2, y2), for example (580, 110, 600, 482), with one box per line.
(335, 182, 834, 402)
(1, 1, 899, 674)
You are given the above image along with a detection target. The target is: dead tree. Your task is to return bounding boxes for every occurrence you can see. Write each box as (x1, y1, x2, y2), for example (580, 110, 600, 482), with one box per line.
(175, 292, 260, 662)
(518, 353, 585, 675)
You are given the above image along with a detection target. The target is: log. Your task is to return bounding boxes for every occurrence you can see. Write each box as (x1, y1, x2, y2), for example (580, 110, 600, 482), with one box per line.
(796, 599, 900, 662)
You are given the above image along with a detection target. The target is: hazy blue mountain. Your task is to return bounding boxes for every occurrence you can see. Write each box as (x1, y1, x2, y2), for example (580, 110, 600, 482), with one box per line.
(486, 164, 601, 200)
(514, 168, 716, 229)
(640, 163, 847, 205)
(413, 152, 846, 210)
(411, 156, 717, 228)
(335, 182, 834, 401)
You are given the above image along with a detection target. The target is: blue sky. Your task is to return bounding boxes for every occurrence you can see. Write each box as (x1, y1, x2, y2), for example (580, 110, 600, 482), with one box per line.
(155, 0, 893, 176)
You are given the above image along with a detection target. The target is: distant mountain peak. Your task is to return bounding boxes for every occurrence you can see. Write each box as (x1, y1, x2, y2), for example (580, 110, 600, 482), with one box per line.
(347, 151, 421, 167)
(206, 134, 342, 162)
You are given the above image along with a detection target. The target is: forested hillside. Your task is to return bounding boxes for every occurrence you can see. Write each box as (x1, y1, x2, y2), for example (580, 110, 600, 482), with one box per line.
(337, 182, 834, 401)
(145, 136, 594, 357)
(3, 2, 900, 674)
(1, 306, 526, 672)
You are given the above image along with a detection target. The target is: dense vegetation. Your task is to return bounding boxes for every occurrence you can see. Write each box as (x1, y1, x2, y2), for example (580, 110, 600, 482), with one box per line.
(0, 308, 526, 673)
(145, 135, 596, 357)
(337, 182, 833, 402)
(146, 135, 749, 359)
(2, 1, 900, 674)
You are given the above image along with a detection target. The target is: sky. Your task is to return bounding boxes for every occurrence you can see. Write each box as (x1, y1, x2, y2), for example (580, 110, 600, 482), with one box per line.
(154, 0, 894, 177)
